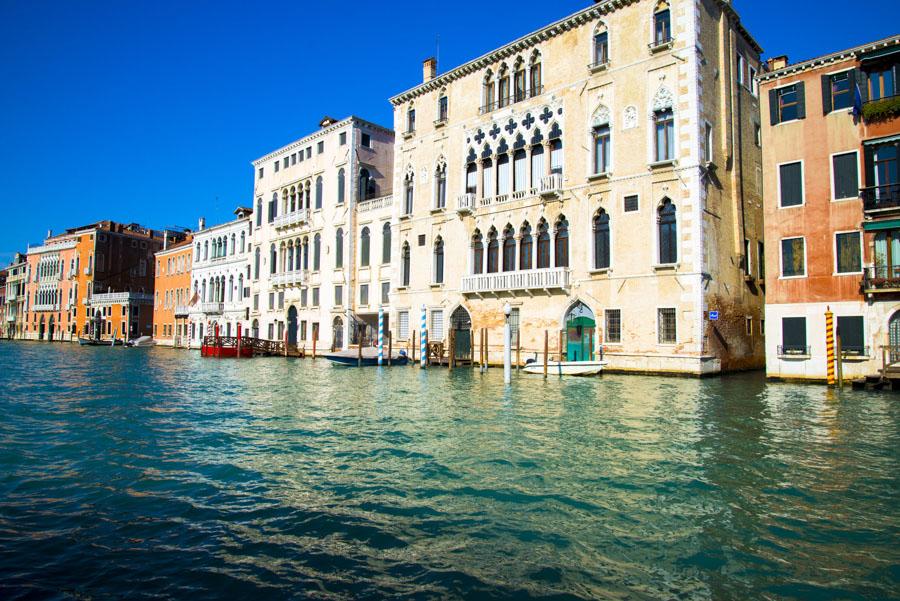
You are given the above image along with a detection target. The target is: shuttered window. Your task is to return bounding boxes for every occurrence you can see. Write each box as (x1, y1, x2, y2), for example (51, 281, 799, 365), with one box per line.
(781, 237, 806, 277)
(779, 162, 804, 207)
(769, 82, 805, 125)
(832, 152, 859, 200)
(398, 311, 409, 339)
(835, 232, 862, 274)
(430, 310, 444, 341)
(837, 316, 865, 355)
(781, 317, 807, 354)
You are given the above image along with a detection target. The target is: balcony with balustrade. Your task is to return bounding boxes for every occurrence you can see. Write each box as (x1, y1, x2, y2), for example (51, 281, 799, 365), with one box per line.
(456, 174, 565, 216)
(357, 195, 393, 214)
(271, 271, 308, 288)
(191, 302, 224, 315)
(88, 292, 154, 306)
(461, 267, 570, 297)
(33, 302, 61, 312)
(174, 305, 191, 317)
(273, 209, 311, 230)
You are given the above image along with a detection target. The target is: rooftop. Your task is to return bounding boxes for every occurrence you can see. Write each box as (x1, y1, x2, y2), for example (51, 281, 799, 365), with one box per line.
(251, 115, 394, 166)
(758, 34, 900, 82)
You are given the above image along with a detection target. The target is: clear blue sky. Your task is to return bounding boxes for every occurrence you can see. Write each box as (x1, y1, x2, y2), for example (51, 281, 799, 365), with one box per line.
(0, 0, 896, 263)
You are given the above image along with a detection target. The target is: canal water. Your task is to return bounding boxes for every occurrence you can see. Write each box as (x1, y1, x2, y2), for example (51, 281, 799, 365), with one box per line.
(0, 343, 897, 600)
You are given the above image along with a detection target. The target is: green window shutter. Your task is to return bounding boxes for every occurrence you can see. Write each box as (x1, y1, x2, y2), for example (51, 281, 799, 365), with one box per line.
(864, 146, 876, 188)
(857, 70, 869, 103)
(833, 152, 859, 199)
(769, 89, 779, 125)
(796, 81, 806, 119)
(822, 74, 833, 114)
(782, 317, 807, 349)
(837, 316, 865, 353)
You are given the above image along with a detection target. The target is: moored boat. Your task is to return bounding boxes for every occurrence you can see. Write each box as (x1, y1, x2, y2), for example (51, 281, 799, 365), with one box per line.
(324, 349, 409, 366)
(522, 359, 606, 376)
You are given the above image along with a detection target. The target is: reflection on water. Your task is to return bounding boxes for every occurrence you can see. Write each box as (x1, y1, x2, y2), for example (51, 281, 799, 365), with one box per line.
(0, 343, 897, 600)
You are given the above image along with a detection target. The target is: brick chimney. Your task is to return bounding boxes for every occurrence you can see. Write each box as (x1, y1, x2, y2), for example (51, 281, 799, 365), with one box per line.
(423, 57, 437, 83)
(766, 55, 788, 72)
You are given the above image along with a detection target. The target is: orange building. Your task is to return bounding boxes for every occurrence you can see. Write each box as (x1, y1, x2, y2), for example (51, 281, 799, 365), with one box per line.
(23, 231, 79, 341)
(760, 35, 900, 380)
(152, 235, 194, 347)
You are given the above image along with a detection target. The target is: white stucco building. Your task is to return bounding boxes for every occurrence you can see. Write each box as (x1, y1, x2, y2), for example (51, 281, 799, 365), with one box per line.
(248, 116, 394, 350)
(189, 208, 253, 346)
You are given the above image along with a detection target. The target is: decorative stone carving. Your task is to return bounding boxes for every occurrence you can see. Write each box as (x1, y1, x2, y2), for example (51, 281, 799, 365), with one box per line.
(623, 106, 637, 130)
(592, 104, 611, 127)
(652, 86, 674, 111)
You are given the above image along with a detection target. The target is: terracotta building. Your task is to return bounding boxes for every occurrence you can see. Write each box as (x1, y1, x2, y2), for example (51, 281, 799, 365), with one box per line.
(759, 35, 900, 380)
(23, 232, 79, 341)
(152, 233, 194, 347)
(387, 0, 764, 374)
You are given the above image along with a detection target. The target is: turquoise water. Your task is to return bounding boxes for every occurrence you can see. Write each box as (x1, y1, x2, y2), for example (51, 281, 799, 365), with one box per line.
(0, 343, 897, 600)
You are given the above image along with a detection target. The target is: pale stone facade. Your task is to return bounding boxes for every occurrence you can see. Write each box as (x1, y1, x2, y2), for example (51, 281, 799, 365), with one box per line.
(188, 211, 252, 346)
(249, 117, 394, 350)
(4, 254, 28, 339)
(387, 0, 764, 374)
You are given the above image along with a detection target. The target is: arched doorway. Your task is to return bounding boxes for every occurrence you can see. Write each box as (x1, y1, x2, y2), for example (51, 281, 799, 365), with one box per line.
(48, 316, 55, 342)
(889, 312, 900, 364)
(333, 316, 344, 351)
(287, 306, 298, 346)
(564, 301, 596, 362)
(38, 316, 45, 341)
(450, 305, 472, 362)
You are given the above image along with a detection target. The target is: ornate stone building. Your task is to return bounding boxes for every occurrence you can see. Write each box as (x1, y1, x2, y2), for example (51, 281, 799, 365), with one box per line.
(387, 0, 764, 374)
(188, 210, 252, 347)
(4, 253, 27, 339)
(249, 116, 394, 351)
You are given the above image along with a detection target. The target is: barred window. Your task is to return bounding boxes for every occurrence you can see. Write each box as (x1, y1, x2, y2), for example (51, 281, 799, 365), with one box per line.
(605, 309, 621, 344)
(658, 308, 676, 344)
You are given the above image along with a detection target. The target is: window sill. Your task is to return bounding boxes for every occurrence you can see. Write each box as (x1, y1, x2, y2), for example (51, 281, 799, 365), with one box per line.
(831, 196, 859, 203)
(430, 206, 447, 214)
(649, 38, 675, 53)
(402, 130, 416, 140)
(434, 118, 448, 128)
(827, 107, 853, 116)
(779, 275, 807, 280)
(395, 285, 408, 291)
(589, 268, 611, 275)
(399, 213, 412, 221)
(649, 159, 677, 169)
(652, 263, 679, 271)
(774, 119, 802, 127)
(777, 353, 811, 361)
(833, 271, 863, 276)
(841, 354, 871, 362)
(587, 172, 611, 182)
(588, 61, 610, 74)
(778, 202, 805, 209)
(429, 283, 444, 289)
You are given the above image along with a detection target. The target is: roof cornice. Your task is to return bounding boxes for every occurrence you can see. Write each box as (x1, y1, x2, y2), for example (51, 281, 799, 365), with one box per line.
(389, 0, 761, 106)
(758, 34, 900, 83)
(251, 116, 394, 166)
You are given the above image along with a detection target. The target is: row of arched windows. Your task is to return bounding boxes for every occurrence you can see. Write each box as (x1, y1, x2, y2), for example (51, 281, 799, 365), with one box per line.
(481, 50, 542, 113)
(34, 288, 60, 307)
(196, 232, 246, 262)
(194, 274, 245, 304)
(255, 168, 380, 227)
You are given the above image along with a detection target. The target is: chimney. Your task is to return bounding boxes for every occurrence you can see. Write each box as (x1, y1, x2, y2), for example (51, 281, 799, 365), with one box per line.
(47, 229, 52, 239)
(423, 57, 437, 83)
(163, 230, 168, 251)
(198, 217, 205, 231)
(766, 55, 788, 72)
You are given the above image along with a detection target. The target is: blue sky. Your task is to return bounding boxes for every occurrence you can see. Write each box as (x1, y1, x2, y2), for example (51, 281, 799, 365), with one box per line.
(0, 0, 897, 263)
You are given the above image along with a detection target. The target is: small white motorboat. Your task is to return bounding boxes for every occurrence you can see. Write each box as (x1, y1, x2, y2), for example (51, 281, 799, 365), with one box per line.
(522, 358, 606, 376)
(126, 336, 156, 348)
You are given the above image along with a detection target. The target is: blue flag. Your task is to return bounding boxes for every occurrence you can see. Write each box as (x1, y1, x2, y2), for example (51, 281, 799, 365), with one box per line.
(853, 81, 863, 118)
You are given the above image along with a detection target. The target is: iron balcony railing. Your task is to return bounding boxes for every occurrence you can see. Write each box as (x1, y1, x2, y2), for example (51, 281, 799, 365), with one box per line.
(862, 265, 900, 292)
(861, 183, 900, 212)
(777, 345, 811, 357)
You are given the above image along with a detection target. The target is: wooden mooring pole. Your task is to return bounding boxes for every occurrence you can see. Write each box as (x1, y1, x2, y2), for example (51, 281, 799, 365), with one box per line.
(543, 330, 549, 378)
(836, 332, 844, 389)
(449, 328, 455, 372)
(387, 332, 392, 367)
(516, 330, 521, 370)
(358, 336, 363, 367)
(312, 333, 317, 360)
(412, 330, 417, 364)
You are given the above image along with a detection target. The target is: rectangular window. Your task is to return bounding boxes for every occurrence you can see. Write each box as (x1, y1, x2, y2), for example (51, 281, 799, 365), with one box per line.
(268, 292, 274, 310)
(737, 55, 745, 86)
(291, 153, 296, 165)
(624, 195, 639, 212)
(781, 317, 807, 355)
(654, 109, 674, 162)
(658, 308, 676, 344)
(278, 291, 284, 309)
(361, 133, 371, 148)
(312, 287, 319, 307)
(253, 294, 259, 310)
(334, 285, 343, 306)
(298, 151, 304, 162)
(360, 284, 369, 306)
(742, 238, 752, 274)
(835, 231, 862, 274)
(605, 309, 621, 344)
(773, 83, 805, 124)
(704, 122, 713, 162)
(381, 281, 390, 304)
(868, 66, 896, 101)
(283, 157, 289, 169)
(749, 66, 758, 96)
(258, 167, 264, 179)
(407, 109, 416, 133)
(306, 147, 311, 159)
(746, 317, 753, 336)
(398, 311, 409, 339)
(837, 316, 865, 355)
(430, 309, 444, 340)
(829, 71, 852, 111)
(509, 307, 520, 338)
(274, 161, 279, 173)
(778, 161, 804, 207)
(300, 320, 307, 341)
(339, 132, 347, 145)
(781, 237, 806, 278)
(654, 9, 671, 45)
(317, 141, 324, 154)
(301, 288, 308, 307)
(594, 32, 608, 65)
(593, 125, 610, 174)
(438, 96, 449, 121)
(758, 241, 765, 280)
(268, 323, 274, 340)
(832, 152, 859, 200)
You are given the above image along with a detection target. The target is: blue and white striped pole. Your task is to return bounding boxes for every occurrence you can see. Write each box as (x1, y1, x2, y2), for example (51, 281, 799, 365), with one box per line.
(420, 304, 427, 368)
(377, 306, 384, 366)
